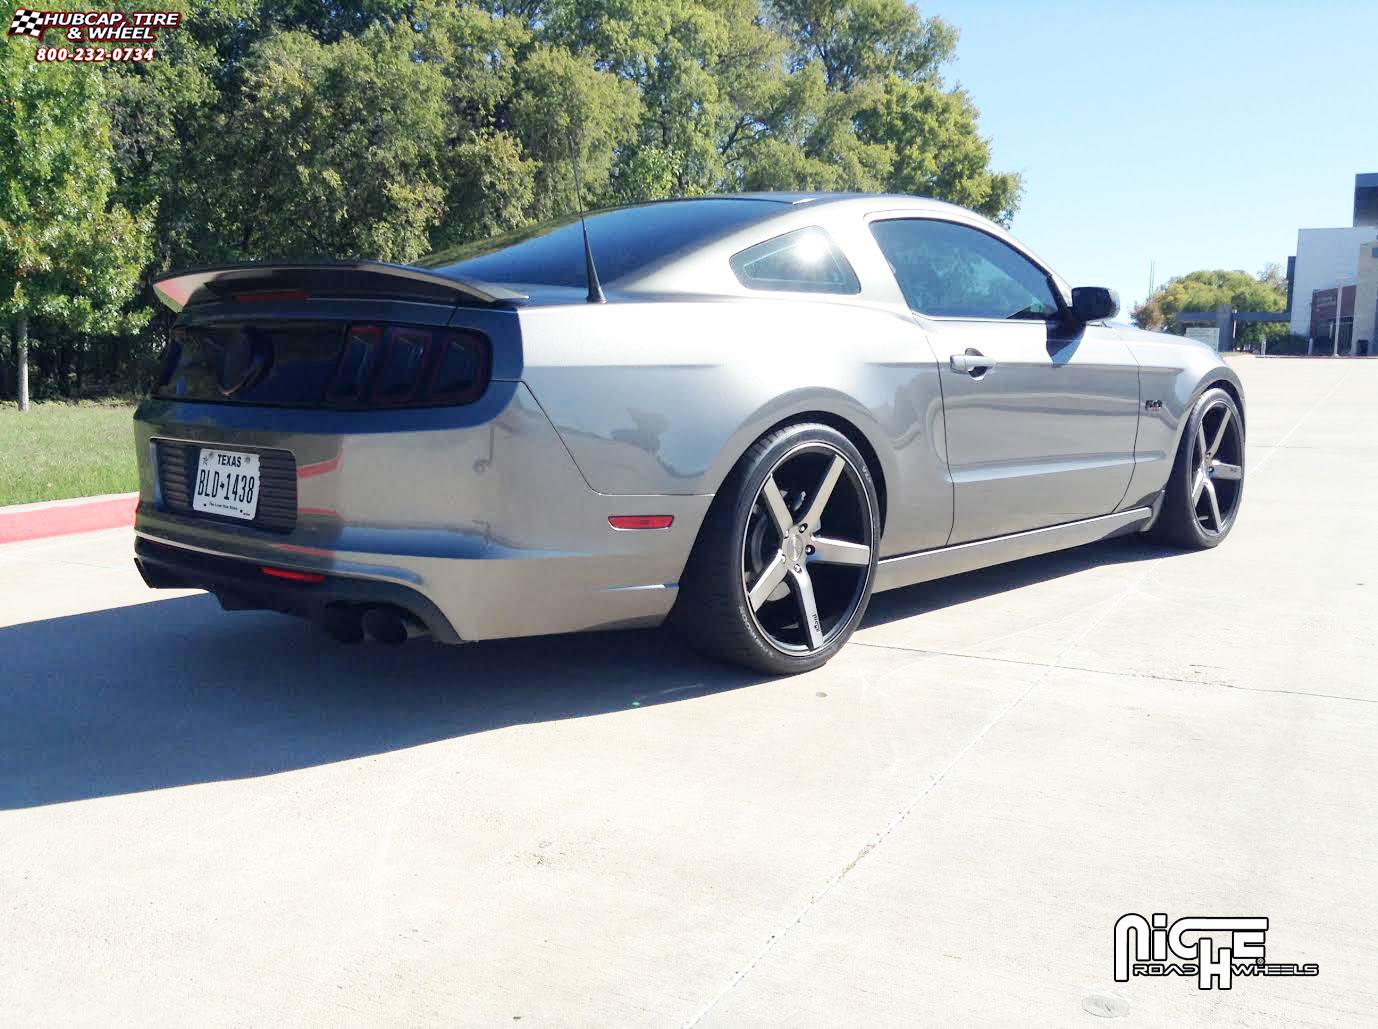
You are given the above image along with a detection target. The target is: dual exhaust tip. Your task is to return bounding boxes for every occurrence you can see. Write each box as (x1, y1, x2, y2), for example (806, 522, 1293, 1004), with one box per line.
(322, 604, 428, 646)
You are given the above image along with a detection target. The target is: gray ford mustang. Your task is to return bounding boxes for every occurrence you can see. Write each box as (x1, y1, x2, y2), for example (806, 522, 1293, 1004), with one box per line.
(134, 193, 1244, 674)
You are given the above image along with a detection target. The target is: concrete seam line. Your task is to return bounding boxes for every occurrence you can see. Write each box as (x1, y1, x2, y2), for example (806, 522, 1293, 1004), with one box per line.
(1249, 369, 1347, 473)
(1262, 444, 1378, 453)
(682, 564, 1155, 1028)
(852, 639, 1229, 686)
(851, 642, 1378, 706)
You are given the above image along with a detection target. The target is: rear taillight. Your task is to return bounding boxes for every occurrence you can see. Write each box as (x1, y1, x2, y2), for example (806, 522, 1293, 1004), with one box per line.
(326, 323, 490, 408)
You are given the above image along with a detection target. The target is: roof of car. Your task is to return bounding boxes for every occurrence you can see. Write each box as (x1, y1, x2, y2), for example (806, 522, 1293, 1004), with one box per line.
(670, 193, 977, 221)
(661, 191, 940, 207)
(723, 192, 847, 204)
(421, 191, 1020, 303)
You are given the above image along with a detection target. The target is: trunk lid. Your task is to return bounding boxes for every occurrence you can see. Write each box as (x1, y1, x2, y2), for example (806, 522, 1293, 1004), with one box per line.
(150, 262, 523, 409)
(151, 261, 526, 312)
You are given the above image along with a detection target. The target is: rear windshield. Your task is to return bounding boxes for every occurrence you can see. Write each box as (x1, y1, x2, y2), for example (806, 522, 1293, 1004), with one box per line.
(417, 199, 782, 288)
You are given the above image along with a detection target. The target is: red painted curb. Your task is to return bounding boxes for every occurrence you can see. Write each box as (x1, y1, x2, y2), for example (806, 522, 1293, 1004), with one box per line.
(0, 494, 138, 545)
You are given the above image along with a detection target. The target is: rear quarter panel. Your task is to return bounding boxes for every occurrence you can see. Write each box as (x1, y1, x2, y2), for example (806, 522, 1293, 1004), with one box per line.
(517, 295, 955, 557)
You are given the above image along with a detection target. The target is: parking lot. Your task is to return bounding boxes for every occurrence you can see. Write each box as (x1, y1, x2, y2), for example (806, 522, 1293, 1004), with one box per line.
(2, 357, 1375, 1026)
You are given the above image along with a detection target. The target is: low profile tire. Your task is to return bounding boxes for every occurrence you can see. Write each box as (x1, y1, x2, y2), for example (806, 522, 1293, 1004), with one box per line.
(674, 423, 880, 675)
(1151, 387, 1245, 549)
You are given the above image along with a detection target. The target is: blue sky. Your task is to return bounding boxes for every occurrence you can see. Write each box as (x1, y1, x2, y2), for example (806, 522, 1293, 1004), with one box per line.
(941, 0, 1378, 316)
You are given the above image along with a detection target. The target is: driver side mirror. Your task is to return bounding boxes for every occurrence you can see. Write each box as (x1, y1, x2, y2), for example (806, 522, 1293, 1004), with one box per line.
(1070, 286, 1119, 323)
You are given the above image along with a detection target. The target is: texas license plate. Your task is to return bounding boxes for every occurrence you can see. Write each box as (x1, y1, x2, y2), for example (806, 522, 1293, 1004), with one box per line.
(192, 448, 261, 521)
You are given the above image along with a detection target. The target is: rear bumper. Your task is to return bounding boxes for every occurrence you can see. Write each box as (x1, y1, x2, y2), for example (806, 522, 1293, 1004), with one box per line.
(135, 537, 462, 643)
(132, 383, 713, 642)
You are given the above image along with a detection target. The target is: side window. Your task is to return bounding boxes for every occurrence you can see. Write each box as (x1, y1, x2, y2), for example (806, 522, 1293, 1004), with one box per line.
(870, 219, 1060, 320)
(730, 228, 861, 294)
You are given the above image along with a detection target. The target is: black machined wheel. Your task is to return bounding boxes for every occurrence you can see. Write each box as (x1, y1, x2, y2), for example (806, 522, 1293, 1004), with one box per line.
(674, 423, 880, 674)
(1152, 387, 1245, 548)
(742, 442, 874, 654)
(1187, 397, 1244, 536)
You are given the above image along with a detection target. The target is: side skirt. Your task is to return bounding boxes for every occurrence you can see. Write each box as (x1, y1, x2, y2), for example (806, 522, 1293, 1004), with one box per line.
(874, 507, 1154, 593)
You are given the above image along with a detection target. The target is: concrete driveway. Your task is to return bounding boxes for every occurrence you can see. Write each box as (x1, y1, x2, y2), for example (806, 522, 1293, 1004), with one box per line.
(2, 358, 1375, 1027)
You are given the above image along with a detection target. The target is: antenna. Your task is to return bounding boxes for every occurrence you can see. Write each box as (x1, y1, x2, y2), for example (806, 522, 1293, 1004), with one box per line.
(568, 133, 605, 304)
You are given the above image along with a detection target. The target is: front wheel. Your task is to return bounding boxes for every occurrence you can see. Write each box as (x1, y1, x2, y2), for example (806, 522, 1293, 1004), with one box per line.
(1151, 387, 1245, 549)
(673, 423, 880, 674)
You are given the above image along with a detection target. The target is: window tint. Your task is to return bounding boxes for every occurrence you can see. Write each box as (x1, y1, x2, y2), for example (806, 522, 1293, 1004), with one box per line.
(729, 228, 860, 294)
(870, 219, 1060, 319)
(418, 199, 780, 287)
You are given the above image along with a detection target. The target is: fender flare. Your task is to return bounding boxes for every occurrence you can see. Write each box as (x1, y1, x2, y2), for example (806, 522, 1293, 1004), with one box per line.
(700, 387, 899, 526)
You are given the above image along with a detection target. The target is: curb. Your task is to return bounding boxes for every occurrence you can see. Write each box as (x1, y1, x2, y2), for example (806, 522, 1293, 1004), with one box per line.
(0, 492, 138, 545)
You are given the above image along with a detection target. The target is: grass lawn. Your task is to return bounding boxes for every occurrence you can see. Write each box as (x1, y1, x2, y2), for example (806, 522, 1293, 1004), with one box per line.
(0, 400, 140, 506)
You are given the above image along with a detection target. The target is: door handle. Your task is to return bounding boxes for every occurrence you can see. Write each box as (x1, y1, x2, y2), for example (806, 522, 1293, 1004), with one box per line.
(950, 350, 996, 375)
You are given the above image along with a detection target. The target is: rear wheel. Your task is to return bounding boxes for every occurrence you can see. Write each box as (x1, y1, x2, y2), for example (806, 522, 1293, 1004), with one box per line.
(674, 423, 879, 674)
(1151, 387, 1244, 548)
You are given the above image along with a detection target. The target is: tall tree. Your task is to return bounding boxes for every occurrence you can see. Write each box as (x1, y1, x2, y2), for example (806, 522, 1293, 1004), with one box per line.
(8, 0, 1027, 403)
(855, 77, 1020, 224)
(210, 29, 451, 262)
(725, 0, 1018, 215)
(0, 42, 152, 409)
(410, 2, 537, 246)
(770, 0, 957, 89)
(506, 43, 643, 218)
(544, 0, 787, 197)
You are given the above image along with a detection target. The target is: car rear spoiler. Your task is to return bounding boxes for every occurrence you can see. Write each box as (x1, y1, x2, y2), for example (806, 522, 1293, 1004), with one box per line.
(151, 261, 527, 313)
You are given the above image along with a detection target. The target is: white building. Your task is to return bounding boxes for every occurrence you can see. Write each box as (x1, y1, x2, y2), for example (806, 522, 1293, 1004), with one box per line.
(1288, 174, 1378, 354)
(1289, 227, 1376, 336)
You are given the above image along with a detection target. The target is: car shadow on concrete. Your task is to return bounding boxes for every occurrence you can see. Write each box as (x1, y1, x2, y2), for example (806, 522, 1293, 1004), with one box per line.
(0, 596, 768, 811)
(0, 537, 1167, 810)
(862, 536, 1167, 627)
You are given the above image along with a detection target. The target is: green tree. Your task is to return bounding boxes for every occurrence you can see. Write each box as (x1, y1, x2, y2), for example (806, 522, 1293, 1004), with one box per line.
(1258, 261, 1288, 295)
(5, 0, 1026, 404)
(0, 43, 152, 410)
(544, 0, 788, 197)
(259, 0, 415, 42)
(729, 67, 893, 192)
(757, 0, 1018, 219)
(534, 0, 1019, 211)
(107, 2, 234, 272)
(210, 29, 451, 262)
(770, 0, 957, 89)
(506, 43, 643, 218)
(855, 77, 1020, 224)
(1132, 269, 1288, 349)
(410, 2, 538, 247)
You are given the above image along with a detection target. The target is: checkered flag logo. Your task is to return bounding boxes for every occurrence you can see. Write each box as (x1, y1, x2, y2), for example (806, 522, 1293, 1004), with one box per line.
(8, 8, 45, 38)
